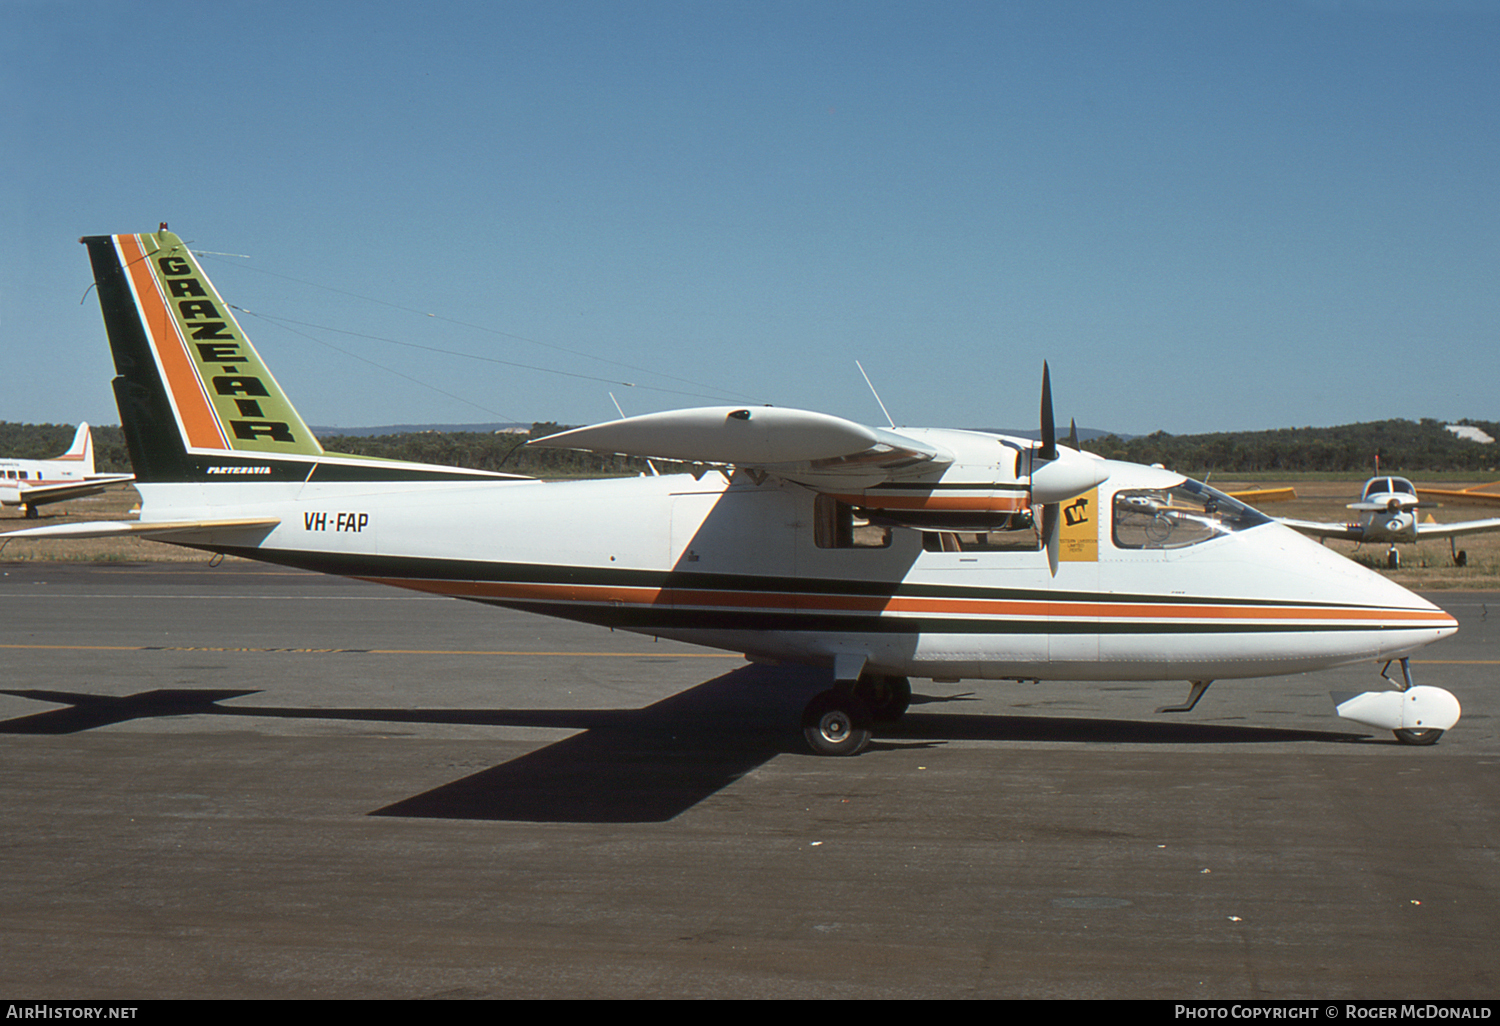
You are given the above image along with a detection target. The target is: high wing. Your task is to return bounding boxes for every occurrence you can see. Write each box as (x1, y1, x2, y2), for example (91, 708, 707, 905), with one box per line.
(529, 403, 1111, 534)
(531, 406, 949, 478)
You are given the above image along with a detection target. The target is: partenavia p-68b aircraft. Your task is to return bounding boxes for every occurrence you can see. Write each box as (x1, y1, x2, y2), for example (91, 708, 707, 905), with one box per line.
(1280, 476, 1500, 569)
(0, 423, 134, 518)
(3, 229, 1465, 753)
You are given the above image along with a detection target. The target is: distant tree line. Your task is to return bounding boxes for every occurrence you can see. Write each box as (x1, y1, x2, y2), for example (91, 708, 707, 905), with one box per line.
(1085, 419, 1500, 475)
(4, 417, 1498, 478)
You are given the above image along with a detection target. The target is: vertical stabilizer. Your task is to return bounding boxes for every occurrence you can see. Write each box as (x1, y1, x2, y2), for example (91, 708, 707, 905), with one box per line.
(56, 423, 96, 475)
(81, 230, 323, 482)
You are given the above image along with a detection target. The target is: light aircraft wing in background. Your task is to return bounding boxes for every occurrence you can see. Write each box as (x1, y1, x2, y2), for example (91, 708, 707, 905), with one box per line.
(1417, 482, 1500, 507)
(1226, 487, 1297, 504)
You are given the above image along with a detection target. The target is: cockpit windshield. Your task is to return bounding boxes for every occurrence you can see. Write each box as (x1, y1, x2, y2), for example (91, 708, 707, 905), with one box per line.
(1364, 477, 1415, 499)
(1112, 479, 1272, 550)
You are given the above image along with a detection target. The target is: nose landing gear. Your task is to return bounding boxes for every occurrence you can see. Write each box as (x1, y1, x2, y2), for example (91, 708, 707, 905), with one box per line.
(1330, 657, 1462, 745)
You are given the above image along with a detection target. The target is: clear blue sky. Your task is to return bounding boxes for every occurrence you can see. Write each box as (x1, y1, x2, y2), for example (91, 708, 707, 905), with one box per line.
(4, 0, 1497, 436)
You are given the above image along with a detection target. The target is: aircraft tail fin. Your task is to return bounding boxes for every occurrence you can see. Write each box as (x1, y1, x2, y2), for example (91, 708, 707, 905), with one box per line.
(80, 228, 531, 488)
(55, 423, 96, 475)
(80, 230, 324, 483)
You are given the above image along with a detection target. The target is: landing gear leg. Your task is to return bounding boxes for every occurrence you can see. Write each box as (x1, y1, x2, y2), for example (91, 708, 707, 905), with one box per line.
(1157, 679, 1214, 714)
(1386, 546, 1400, 570)
(1381, 657, 1445, 746)
(1449, 537, 1467, 567)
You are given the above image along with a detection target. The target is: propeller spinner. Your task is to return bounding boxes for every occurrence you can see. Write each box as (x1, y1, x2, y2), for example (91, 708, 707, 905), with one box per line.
(1026, 363, 1110, 573)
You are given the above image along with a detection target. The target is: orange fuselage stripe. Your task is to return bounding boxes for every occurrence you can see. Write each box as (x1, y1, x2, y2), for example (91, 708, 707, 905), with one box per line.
(358, 576, 1454, 626)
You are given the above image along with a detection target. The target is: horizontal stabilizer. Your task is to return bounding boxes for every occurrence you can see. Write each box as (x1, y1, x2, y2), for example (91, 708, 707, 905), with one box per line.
(1, 517, 280, 542)
(3, 475, 135, 510)
(530, 406, 949, 469)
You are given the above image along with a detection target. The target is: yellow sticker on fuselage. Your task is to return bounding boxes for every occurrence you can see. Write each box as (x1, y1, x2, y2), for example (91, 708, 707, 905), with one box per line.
(1058, 488, 1098, 562)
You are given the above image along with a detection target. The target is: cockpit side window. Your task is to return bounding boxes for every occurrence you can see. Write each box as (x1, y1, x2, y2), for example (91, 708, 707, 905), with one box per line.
(1112, 480, 1270, 550)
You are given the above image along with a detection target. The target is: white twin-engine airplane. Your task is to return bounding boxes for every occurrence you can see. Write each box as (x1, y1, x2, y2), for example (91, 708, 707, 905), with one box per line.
(2, 229, 1465, 754)
(1281, 476, 1500, 570)
(1, 422, 134, 518)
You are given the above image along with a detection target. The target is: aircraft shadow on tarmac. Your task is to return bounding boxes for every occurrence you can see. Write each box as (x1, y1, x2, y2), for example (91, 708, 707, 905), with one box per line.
(1, 667, 1368, 823)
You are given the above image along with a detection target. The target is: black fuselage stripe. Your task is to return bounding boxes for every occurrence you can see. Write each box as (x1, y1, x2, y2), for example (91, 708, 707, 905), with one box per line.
(205, 546, 1422, 615)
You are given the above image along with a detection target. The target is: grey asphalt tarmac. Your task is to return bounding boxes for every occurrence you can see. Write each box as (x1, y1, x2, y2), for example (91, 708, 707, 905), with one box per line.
(0, 562, 1495, 999)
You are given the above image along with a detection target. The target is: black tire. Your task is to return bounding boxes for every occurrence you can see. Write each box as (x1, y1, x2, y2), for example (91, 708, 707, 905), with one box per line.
(802, 691, 873, 756)
(1393, 728, 1443, 746)
(857, 674, 912, 722)
(1387, 549, 1400, 570)
(1455, 550, 1468, 567)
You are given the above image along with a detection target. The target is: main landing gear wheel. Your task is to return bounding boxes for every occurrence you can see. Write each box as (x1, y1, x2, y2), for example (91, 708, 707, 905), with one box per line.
(1393, 728, 1444, 746)
(1386, 547, 1400, 570)
(856, 674, 911, 722)
(802, 690, 873, 757)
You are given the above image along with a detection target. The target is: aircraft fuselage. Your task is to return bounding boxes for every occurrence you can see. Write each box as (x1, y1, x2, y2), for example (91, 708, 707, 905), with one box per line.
(147, 458, 1456, 685)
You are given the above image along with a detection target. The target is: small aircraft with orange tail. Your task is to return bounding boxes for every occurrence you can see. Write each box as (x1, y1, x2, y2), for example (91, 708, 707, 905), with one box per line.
(1, 228, 1465, 752)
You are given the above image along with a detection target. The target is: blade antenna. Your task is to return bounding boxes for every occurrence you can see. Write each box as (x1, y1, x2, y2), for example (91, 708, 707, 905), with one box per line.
(856, 360, 896, 429)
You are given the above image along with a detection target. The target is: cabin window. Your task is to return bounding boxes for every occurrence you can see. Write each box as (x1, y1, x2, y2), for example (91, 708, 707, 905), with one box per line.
(814, 494, 891, 549)
(1112, 480, 1270, 550)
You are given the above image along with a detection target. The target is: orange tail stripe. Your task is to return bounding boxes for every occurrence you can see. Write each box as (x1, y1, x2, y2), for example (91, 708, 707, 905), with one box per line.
(117, 234, 228, 450)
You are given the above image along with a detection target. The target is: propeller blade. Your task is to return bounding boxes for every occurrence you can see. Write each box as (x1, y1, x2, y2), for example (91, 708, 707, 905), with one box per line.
(1043, 501, 1060, 576)
(1067, 418, 1079, 449)
(1039, 362, 1057, 461)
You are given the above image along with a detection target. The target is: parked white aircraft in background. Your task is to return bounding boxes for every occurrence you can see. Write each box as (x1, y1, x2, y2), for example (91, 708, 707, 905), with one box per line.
(1, 423, 134, 518)
(1280, 476, 1500, 569)
(0, 229, 1465, 751)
